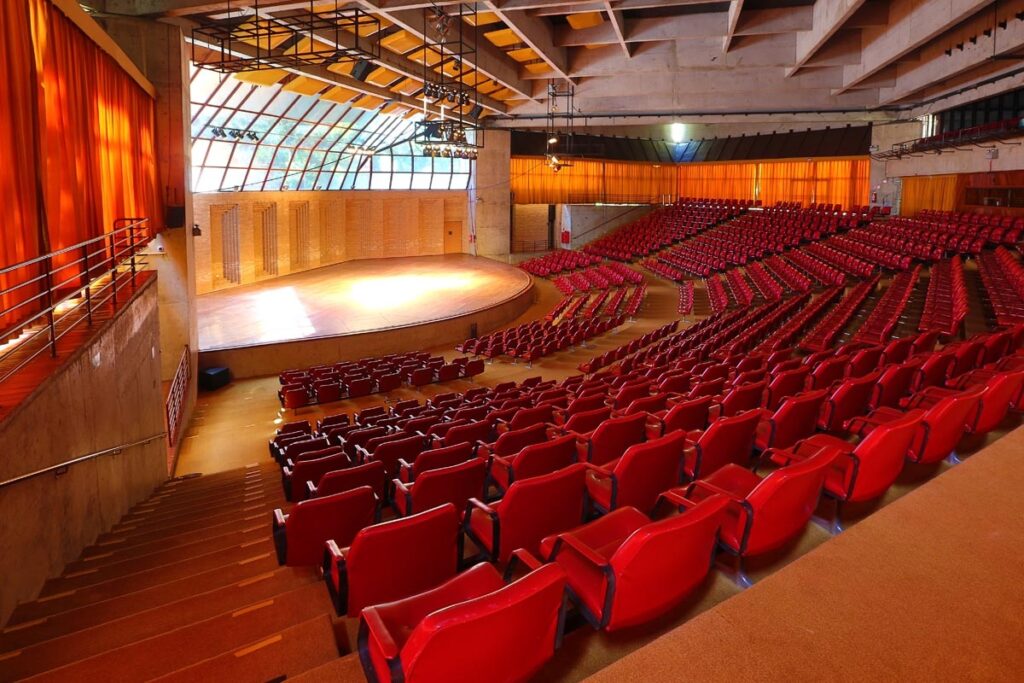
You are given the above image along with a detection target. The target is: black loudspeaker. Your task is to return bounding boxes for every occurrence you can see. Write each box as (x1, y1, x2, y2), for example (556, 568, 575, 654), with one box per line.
(351, 59, 374, 81)
(199, 366, 231, 391)
(165, 205, 186, 228)
(469, 104, 483, 119)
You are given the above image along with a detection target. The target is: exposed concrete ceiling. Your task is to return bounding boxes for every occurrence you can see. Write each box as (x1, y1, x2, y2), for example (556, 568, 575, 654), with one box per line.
(86, 0, 1024, 125)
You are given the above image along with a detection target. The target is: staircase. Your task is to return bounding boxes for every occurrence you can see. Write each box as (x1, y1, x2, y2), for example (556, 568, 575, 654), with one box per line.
(0, 462, 364, 682)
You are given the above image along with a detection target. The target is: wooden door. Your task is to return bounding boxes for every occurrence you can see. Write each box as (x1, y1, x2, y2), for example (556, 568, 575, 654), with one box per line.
(443, 220, 463, 253)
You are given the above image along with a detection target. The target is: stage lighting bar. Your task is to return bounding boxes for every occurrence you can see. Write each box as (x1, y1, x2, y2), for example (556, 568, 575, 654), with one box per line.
(209, 127, 261, 141)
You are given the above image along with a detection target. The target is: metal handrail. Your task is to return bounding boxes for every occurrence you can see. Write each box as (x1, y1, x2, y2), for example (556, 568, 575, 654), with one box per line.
(0, 219, 152, 385)
(0, 432, 167, 490)
(166, 345, 191, 447)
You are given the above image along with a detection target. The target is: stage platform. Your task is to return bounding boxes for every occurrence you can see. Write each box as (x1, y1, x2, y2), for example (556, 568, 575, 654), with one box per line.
(196, 254, 534, 378)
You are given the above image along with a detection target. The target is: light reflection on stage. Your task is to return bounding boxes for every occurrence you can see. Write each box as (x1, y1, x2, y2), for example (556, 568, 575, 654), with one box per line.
(197, 255, 532, 351)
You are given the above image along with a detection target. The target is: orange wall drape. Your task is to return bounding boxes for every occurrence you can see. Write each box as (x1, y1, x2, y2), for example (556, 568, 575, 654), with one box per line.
(511, 156, 870, 208)
(0, 0, 160, 327)
(900, 175, 964, 217)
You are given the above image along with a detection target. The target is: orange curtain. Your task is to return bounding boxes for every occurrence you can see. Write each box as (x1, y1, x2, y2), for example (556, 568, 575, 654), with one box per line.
(0, 0, 159, 328)
(899, 175, 964, 216)
(677, 162, 758, 201)
(511, 157, 675, 204)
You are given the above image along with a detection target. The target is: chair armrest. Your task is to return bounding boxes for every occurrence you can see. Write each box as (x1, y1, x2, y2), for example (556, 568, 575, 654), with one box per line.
(580, 461, 611, 476)
(685, 478, 743, 502)
(397, 458, 415, 483)
(354, 444, 370, 463)
(361, 607, 400, 660)
(657, 489, 696, 512)
(305, 481, 318, 498)
(758, 447, 795, 469)
(465, 496, 497, 517)
(393, 478, 411, 497)
(509, 548, 544, 572)
(272, 508, 287, 529)
(550, 533, 609, 568)
(475, 439, 493, 456)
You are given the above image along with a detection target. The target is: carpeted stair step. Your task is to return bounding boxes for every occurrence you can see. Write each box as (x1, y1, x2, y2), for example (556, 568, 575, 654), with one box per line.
(3, 556, 292, 642)
(97, 501, 280, 544)
(111, 487, 283, 531)
(271, 652, 365, 682)
(0, 567, 320, 668)
(13, 583, 332, 683)
(36, 538, 276, 597)
(149, 614, 341, 683)
(117, 477, 284, 521)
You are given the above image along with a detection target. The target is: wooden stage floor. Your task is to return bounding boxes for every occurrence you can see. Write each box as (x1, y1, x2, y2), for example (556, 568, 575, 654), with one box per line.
(196, 254, 532, 351)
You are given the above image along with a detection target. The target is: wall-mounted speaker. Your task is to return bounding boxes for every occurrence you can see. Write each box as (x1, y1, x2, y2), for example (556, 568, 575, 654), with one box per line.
(351, 59, 374, 81)
(469, 104, 483, 119)
(165, 205, 186, 228)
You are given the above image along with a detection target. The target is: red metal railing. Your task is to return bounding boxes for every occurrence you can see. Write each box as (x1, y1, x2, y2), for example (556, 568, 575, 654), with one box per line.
(166, 344, 191, 448)
(0, 218, 152, 385)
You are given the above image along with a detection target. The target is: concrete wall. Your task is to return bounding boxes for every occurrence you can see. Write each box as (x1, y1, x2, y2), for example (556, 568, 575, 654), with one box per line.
(870, 120, 921, 211)
(471, 130, 512, 260)
(0, 280, 166, 626)
(886, 141, 1024, 178)
(561, 204, 653, 250)
(192, 190, 469, 294)
(512, 205, 551, 251)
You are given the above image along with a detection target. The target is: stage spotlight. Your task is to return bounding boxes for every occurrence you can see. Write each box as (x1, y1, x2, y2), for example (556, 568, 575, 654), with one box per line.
(670, 122, 686, 144)
(548, 135, 558, 145)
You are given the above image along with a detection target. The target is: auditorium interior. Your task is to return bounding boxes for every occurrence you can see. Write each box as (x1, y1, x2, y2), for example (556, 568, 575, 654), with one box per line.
(4, 0, 1024, 680)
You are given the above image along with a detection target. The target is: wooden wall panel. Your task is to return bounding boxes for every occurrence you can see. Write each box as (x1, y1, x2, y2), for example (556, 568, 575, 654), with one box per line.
(193, 190, 468, 294)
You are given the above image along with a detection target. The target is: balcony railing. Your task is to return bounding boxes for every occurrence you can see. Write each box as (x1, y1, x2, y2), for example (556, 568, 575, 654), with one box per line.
(0, 219, 153, 386)
(166, 344, 191, 448)
(874, 117, 1024, 160)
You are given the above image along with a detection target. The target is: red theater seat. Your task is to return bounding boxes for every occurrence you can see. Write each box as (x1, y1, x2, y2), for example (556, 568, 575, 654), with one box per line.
(870, 358, 924, 410)
(432, 420, 492, 449)
(647, 395, 713, 437)
(718, 380, 767, 417)
(476, 423, 548, 460)
(546, 495, 728, 631)
(394, 458, 487, 517)
(358, 562, 567, 683)
(489, 434, 578, 494)
(282, 450, 352, 502)
(306, 460, 387, 501)
(753, 389, 827, 450)
(572, 412, 647, 466)
(272, 486, 376, 566)
(362, 434, 426, 480)
(681, 409, 760, 480)
(818, 371, 879, 431)
(325, 503, 460, 617)
(465, 464, 587, 564)
(584, 431, 686, 515)
(765, 366, 811, 410)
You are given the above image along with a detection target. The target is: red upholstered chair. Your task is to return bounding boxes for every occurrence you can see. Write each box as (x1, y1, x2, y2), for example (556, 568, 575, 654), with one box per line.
(584, 431, 686, 515)
(687, 377, 726, 400)
(666, 446, 839, 586)
(572, 412, 647, 466)
(808, 356, 848, 390)
(489, 434, 578, 494)
(272, 486, 376, 566)
(913, 349, 957, 391)
(358, 562, 567, 683)
(307, 460, 387, 501)
(556, 406, 613, 438)
(681, 410, 760, 480)
(717, 380, 767, 417)
(881, 336, 915, 365)
(947, 338, 987, 379)
(477, 423, 548, 460)
(376, 372, 403, 393)
(848, 385, 984, 465)
(290, 444, 345, 466)
(346, 376, 374, 397)
(777, 409, 924, 528)
(341, 426, 388, 459)
(948, 369, 1024, 432)
(753, 389, 828, 451)
(870, 358, 924, 410)
(281, 435, 330, 464)
(817, 371, 880, 431)
(646, 395, 713, 438)
(398, 442, 475, 483)
(432, 420, 492, 449)
(393, 458, 487, 518)
(546, 495, 729, 631)
(465, 464, 587, 565)
(765, 366, 811, 410)
(282, 450, 352, 502)
(362, 432, 425, 481)
(325, 503, 460, 617)
(608, 382, 652, 410)
(279, 384, 308, 409)
(554, 393, 609, 426)
(496, 404, 556, 434)
(845, 345, 883, 378)
(617, 392, 670, 417)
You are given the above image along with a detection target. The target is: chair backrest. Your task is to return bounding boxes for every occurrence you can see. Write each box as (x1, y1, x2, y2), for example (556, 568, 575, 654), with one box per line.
(766, 389, 828, 449)
(743, 448, 837, 556)
(410, 441, 476, 480)
(845, 409, 924, 502)
(691, 410, 760, 478)
(607, 495, 730, 630)
(620, 392, 669, 416)
(820, 371, 879, 431)
(915, 350, 957, 390)
(610, 431, 686, 513)
(369, 434, 426, 478)
(611, 382, 652, 409)
(313, 460, 387, 501)
(507, 404, 557, 431)
(282, 486, 376, 566)
(766, 366, 810, 409)
(566, 393, 608, 418)
(882, 336, 914, 365)
(809, 356, 847, 390)
(345, 503, 460, 617)
(509, 434, 578, 483)
(496, 464, 587, 563)
(972, 370, 1024, 434)
(720, 380, 767, 417)
(563, 406, 612, 434)
(409, 458, 487, 513)
(395, 564, 567, 683)
(662, 395, 713, 433)
(846, 346, 883, 377)
(587, 412, 648, 466)
(915, 385, 986, 463)
(688, 377, 726, 399)
(872, 358, 923, 409)
(292, 444, 345, 464)
(490, 423, 549, 457)
(288, 451, 352, 501)
(443, 420, 492, 448)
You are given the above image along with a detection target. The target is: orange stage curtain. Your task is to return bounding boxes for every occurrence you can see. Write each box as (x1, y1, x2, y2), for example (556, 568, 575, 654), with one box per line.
(511, 157, 675, 204)
(899, 175, 964, 216)
(677, 162, 758, 202)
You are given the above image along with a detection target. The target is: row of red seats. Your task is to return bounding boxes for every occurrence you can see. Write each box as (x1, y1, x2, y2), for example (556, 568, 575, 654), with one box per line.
(640, 257, 688, 282)
(507, 317, 624, 366)
(782, 250, 846, 286)
(828, 234, 914, 271)
(519, 250, 601, 277)
(803, 242, 875, 279)
(705, 276, 729, 313)
(978, 247, 1024, 326)
(280, 351, 429, 388)
(840, 223, 945, 262)
(624, 284, 647, 317)
(724, 268, 755, 307)
(799, 276, 880, 352)
(761, 255, 813, 293)
(919, 256, 967, 336)
(891, 212, 1023, 253)
(577, 321, 680, 374)
(744, 261, 786, 300)
(755, 288, 843, 353)
(853, 267, 921, 344)
(678, 282, 694, 315)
